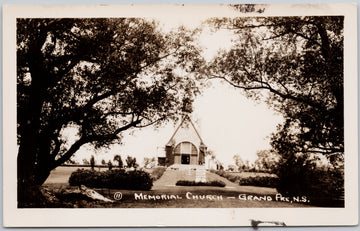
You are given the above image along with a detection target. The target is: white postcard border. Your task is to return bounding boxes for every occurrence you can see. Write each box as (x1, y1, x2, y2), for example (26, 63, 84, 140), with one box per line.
(3, 3, 358, 227)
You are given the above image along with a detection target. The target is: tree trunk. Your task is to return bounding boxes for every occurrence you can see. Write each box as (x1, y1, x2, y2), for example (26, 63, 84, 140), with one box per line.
(18, 132, 53, 207)
(17, 63, 49, 207)
(17, 133, 46, 207)
(17, 130, 54, 206)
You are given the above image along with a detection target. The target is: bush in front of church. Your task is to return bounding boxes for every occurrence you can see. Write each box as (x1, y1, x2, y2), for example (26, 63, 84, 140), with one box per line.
(69, 168, 153, 190)
(176, 180, 226, 187)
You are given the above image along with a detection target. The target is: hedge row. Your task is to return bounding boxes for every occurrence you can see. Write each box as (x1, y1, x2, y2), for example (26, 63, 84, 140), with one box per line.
(238, 176, 279, 188)
(69, 169, 153, 190)
(210, 170, 279, 188)
(176, 180, 226, 187)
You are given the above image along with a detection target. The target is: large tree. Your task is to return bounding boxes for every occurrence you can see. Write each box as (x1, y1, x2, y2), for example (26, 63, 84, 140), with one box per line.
(206, 16, 343, 163)
(206, 16, 344, 201)
(17, 18, 203, 204)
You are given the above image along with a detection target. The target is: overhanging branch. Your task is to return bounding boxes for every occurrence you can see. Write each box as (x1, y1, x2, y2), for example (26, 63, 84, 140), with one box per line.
(209, 74, 326, 111)
(52, 118, 142, 169)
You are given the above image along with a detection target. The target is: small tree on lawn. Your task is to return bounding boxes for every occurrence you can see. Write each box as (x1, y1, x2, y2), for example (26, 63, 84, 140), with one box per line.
(143, 157, 156, 168)
(126, 156, 138, 169)
(113, 155, 123, 169)
(82, 159, 90, 165)
(254, 150, 280, 173)
(227, 165, 237, 172)
(101, 159, 106, 166)
(233, 154, 245, 172)
(108, 160, 113, 170)
(90, 155, 95, 170)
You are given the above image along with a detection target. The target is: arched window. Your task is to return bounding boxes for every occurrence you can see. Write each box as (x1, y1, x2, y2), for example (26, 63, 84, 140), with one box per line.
(174, 142, 197, 155)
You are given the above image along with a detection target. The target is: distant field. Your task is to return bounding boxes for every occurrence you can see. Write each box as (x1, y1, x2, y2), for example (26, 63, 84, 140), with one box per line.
(44, 166, 109, 185)
(44, 166, 160, 186)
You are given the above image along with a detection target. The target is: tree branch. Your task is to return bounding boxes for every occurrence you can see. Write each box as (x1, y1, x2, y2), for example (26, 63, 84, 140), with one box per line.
(52, 118, 142, 169)
(134, 116, 165, 128)
(209, 74, 326, 111)
(50, 138, 61, 158)
(100, 111, 134, 120)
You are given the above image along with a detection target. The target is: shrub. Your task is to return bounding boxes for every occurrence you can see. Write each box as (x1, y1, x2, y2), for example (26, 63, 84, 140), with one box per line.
(150, 167, 167, 181)
(238, 176, 279, 188)
(108, 161, 113, 170)
(211, 169, 279, 187)
(69, 168, 153, 190)
(275, 155, 344, 206)
(227, 174, 241, 183)
(176, 180, 226, 187)
(210, 169, 241, 183)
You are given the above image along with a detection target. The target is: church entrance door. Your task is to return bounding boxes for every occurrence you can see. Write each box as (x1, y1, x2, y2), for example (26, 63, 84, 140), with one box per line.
(181, 154, 190, 164)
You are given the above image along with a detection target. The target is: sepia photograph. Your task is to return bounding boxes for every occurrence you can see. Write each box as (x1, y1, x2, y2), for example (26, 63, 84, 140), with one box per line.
(3, 3, 358, 227)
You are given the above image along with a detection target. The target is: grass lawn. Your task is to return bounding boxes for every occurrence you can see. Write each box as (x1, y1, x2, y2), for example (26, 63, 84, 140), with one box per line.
(48, 185, 314, 208)
(42, 167, 343, 208)
(43, 166, 314, 208)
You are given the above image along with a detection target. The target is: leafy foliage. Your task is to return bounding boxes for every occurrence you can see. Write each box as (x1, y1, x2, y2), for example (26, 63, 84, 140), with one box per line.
(143, 157, 157, 168)
(233, 155, 245, 171)
(90, 155, 95, 170)
(207, 16, 344, 161)
(113, 155, 123, 168)
(238, 176, 279, 188)
(254, 150, 280, 173)
(206, 16, 344, 201)
(69, 168, 153, 190)
(125, 156, 138, 168)
(17, 18, 204, 187)
(107, 160, 113, 170)
(176, 180, 226, 187)
(82, 159, 90, 165)
(275, 154, 344, 206)
(210, 169, 278, 188)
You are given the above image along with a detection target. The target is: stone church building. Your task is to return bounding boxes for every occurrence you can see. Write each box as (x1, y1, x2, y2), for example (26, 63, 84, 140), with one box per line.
(158, 115, 209, 167)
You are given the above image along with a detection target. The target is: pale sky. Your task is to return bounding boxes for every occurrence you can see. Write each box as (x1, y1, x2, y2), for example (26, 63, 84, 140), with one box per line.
(71, 14, 284, 167)
(73, 81, 283, 167)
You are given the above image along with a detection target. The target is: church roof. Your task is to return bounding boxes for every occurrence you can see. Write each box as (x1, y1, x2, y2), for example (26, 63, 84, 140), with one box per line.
(166, 115, 205, 146)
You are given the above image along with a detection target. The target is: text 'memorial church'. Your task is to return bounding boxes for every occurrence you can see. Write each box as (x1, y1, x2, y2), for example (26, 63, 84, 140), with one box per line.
(158, 115, 209, 167)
